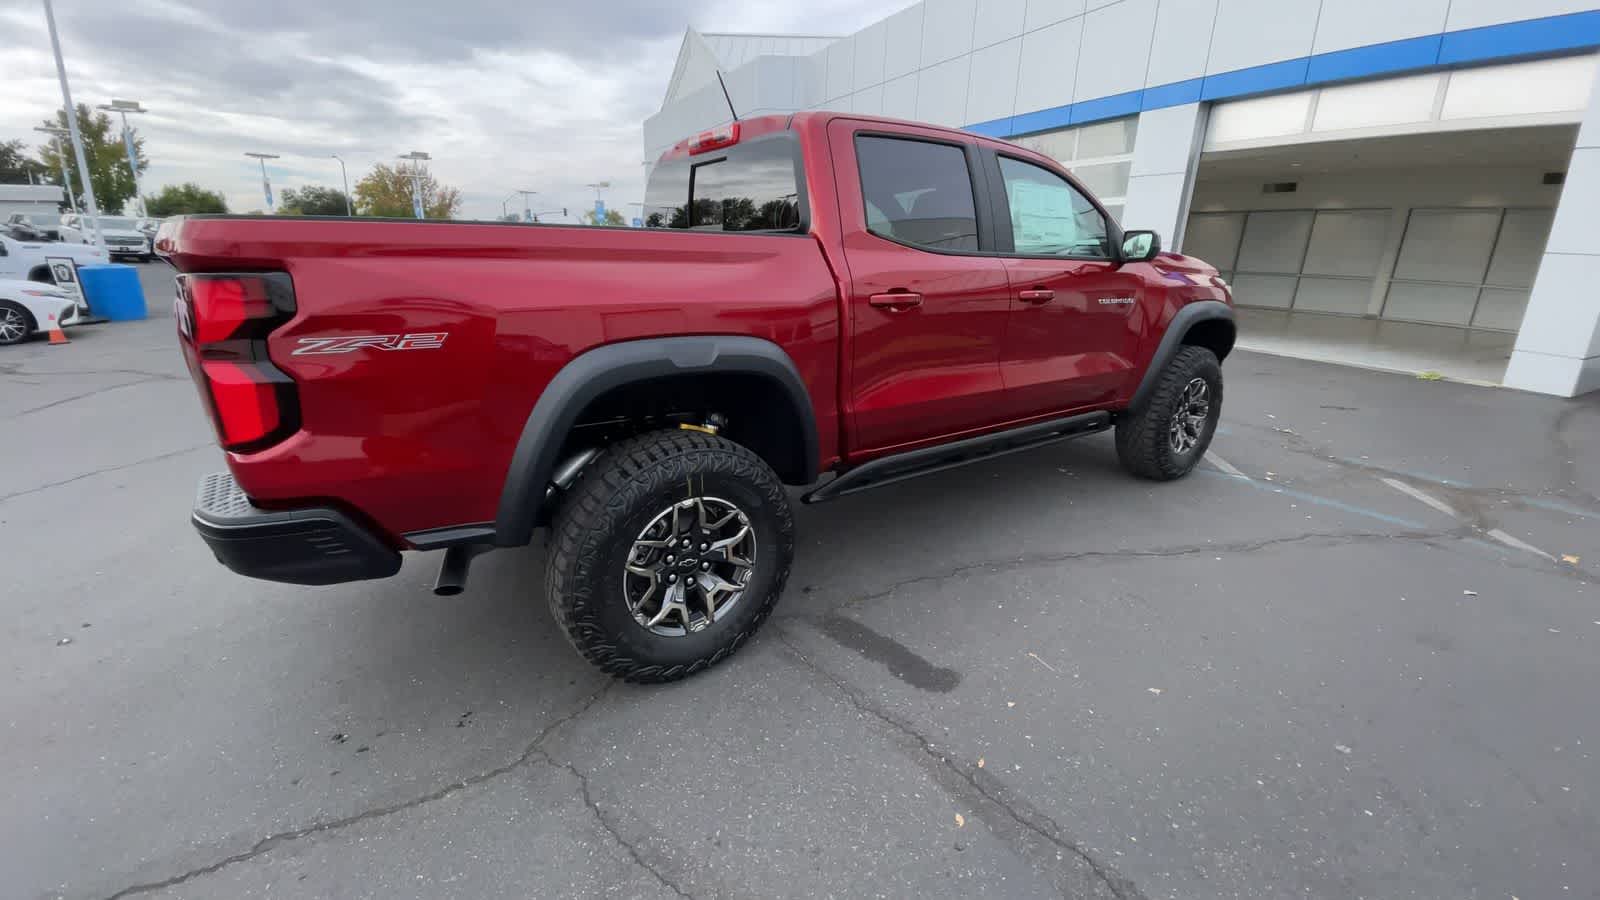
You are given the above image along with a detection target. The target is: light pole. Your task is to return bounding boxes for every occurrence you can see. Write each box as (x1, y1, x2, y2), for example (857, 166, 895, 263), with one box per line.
(41, 0, 103, 250)
(399, 151, 430, 219)
(501, 191, 537, 221)
(244, 152, 279, 211)
(509, 189, 538, 222)
(584, 181, 610, 223)
(33, 125, 78, 214)
(96, 99, 147, 216)
(330, 155, 352, 215)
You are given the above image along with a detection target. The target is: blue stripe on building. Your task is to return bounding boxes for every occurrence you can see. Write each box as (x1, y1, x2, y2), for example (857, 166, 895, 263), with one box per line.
(978, 9, 1600, 137)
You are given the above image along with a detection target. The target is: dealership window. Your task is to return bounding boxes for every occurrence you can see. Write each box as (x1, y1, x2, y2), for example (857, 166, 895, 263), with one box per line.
(855, 136, 979, 251)
(1012, 116, 1138, 223)
(996, 157, 1110, 258)
(643, 136, 802, 232)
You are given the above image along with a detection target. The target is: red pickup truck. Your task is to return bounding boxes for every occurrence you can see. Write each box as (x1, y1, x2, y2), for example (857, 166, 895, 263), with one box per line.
(162, 112, 1233, 682)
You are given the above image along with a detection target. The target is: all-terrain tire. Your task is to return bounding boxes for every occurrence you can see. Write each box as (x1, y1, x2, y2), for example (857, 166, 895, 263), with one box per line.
(1115, 345, 1223, 481)
(545, 429, 795, 683)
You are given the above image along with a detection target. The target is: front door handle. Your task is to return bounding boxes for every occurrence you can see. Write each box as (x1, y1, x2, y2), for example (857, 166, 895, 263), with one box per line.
(1018, 288, 1055, 304)
(868, 291, 924, 311)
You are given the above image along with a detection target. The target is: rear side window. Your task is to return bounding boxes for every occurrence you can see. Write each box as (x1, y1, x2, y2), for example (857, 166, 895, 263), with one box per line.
(644, 135, 802, 232)
(855, 136, 978, 252)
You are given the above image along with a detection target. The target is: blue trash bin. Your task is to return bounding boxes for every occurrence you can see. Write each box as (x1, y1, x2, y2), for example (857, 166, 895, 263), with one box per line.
(78, 264, 148, 321)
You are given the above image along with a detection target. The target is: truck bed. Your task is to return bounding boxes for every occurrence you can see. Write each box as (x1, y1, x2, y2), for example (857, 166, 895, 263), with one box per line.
(159, 216, 842, 542)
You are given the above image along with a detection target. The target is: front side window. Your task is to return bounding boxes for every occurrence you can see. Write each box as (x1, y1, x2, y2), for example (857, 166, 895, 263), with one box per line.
(997, 156, 1110, 258)
(644, 135, 802, 233)
(855, 136, 978, 251)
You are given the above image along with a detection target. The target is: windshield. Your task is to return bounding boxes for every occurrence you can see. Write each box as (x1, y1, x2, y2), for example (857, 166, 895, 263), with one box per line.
(98, 217, 139, 230)
(25, 214, 58, 226)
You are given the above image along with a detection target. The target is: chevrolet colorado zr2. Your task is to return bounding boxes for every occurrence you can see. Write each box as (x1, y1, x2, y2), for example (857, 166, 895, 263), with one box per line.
(161, 112, 1234, 683)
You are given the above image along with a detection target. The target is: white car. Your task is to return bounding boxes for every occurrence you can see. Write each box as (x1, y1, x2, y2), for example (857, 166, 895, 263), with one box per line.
(59, 214, 153, 261)
(0, 233, 107, 284)
(0, 278, 82, 345)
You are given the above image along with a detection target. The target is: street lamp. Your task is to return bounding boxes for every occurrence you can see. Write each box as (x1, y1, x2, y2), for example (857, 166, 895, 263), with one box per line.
(96, 99, 147, 216)
(398, 151, 430, 219)
(584, 181, 611, 222)
(40, 0, 104, 250)
(244, 152, 279, 211)
(330, 155, 352, 215)
(33, 125, 78, 214)
(501, 189, 537, 222)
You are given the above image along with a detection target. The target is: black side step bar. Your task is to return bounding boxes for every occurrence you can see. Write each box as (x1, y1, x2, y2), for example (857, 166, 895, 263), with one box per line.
(803, 411, 1111, 504)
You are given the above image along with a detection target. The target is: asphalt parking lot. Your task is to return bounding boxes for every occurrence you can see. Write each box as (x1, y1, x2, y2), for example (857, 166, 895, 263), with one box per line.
(3, 265, 1598, 899)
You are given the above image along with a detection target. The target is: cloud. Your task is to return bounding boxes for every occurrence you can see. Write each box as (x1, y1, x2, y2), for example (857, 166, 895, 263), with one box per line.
(1, 0, 909, 219)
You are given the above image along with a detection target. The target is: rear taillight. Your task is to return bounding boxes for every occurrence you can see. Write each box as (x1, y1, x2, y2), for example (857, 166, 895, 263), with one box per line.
(177, 273, 299, 453)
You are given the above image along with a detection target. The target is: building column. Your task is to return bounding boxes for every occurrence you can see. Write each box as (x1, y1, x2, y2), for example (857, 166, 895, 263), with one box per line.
(1503, 65, 1600, 397)
(1121, 103, 1209, 253)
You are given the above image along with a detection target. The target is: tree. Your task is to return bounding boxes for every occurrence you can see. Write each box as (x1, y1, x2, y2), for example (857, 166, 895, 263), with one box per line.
(352, 162, 460, 219)
(143, 182, 228, 216)
(0, 140, 48, 185)
(37, 104, 147, 214)
(581, 207, 626, 227)
(279, 186, 352, 216)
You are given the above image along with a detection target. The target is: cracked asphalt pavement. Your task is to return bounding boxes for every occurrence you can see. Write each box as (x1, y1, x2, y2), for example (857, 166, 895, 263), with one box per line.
(4, 266, 1598, 899)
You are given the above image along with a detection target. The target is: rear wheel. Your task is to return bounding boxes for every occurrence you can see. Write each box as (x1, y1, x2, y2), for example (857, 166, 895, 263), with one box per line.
(545, 429, 795, 683)
(0, 301, 36, 346)
(1115, 345, 1222, 480)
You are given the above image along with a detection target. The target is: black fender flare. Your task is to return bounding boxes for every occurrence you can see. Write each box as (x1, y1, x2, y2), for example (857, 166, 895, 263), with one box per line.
(1129, 301, 1236, 411)
(493, 335, 819, 547)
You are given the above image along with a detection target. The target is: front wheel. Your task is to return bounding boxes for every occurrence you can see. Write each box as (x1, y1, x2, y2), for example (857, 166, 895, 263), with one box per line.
(545, 429, 795, 683)
(0, 301, 36, 346)
(1115, 345, 1222, 480)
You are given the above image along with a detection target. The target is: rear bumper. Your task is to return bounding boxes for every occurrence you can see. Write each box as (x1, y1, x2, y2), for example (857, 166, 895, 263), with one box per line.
(192, 472, 401, 586)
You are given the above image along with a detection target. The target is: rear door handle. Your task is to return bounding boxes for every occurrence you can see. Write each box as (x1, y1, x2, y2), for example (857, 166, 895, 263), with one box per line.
(868, 291, 924, 311)
(1018, 288, 1055, 304)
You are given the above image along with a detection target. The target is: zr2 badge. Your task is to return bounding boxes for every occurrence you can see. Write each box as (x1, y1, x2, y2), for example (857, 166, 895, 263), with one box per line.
(292, 333, 449, 355)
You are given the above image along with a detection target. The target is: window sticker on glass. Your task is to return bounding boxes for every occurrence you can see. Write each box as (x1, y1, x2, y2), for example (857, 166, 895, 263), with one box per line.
(1008, 180, 1078, 253)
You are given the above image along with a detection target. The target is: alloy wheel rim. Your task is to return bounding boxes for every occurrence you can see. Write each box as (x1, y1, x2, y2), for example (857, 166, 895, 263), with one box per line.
(623, 496, 756, 636)
(0, 309, 25, 342)
(1168, 377, 1210, 455)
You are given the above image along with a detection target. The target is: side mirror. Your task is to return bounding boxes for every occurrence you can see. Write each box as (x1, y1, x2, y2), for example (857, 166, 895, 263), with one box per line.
(1119, 229, 1161, 263)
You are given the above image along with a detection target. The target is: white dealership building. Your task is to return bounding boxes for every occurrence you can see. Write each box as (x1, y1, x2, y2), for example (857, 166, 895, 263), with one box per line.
(645, 1, 1600, 396)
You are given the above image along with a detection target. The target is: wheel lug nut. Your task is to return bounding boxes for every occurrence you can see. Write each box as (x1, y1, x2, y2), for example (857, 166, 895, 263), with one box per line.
(700, 543, 708, 551)
(668, 574, 677, 583)
(666, 554, 675, 563)
(701, 561, 710, 570)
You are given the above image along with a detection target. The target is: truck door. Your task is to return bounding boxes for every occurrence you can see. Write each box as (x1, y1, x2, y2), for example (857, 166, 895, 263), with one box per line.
(984, 151, 1144, 415)
(828, 120, 1013, 454)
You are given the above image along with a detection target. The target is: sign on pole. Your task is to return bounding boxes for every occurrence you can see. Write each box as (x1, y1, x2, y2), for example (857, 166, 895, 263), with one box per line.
(46, 256, 88, 313)
(594, 199, 605, 220)
(263, 177, 273, 210)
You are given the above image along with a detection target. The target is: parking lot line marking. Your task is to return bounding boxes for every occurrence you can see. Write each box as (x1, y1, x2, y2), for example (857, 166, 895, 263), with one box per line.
(1486, 528, 1556, 562)
(1521, 496, 1600, 523)
(1338, 458, 1472, 488)
(1198, 470, 1427, 529)
(1206, 453, 1248, 479)
(1380, 478, 1460, 519)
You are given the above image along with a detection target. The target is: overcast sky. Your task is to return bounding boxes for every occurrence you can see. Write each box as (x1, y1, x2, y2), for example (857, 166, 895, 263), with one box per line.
(0, 0, 910, 221)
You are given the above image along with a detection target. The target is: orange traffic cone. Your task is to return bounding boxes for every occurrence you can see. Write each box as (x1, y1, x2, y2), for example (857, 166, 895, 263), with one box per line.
(46, 314, 69, 346)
